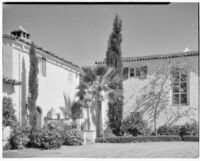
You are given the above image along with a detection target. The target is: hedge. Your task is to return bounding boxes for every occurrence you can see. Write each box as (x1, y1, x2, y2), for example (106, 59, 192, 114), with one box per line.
(95, 135, 181, 143)
(182, 136, 199, 142)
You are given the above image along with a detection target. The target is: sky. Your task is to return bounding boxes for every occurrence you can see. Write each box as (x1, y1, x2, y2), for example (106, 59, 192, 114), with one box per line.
(3, 3, 198, 66)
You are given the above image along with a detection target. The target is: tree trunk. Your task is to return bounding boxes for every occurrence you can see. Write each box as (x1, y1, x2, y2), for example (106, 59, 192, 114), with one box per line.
(29, 105, 38, 130)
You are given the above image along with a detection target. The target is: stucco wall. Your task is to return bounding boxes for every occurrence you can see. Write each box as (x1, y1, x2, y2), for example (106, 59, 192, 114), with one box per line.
(123, 56, 198, 129)
(2, 37, 80, 125)
(37, 58, 80, 121)
(3, 39, 13, 78)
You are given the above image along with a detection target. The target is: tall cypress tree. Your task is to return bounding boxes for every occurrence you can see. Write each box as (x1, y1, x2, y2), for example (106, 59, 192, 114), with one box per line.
(28, 42, 39, 130)
(106, 15, 123, 135)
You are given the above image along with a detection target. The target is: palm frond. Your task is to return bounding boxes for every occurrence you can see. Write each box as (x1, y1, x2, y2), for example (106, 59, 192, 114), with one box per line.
(101, 67, 121, 87)
(82, 67, 96, 83)
(95, 66, 107, 76)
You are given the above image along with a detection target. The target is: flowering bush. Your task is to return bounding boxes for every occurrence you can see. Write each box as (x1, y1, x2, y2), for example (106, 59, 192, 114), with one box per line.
(29, 128, 62, 149)
(120, 112, 147, 136)
(43, 120, 72, 144)
(63, 128, 84, 146)
(9, 125, 30, 149)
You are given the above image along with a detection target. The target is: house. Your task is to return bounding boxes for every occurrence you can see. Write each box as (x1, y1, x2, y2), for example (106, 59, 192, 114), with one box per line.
(3, 26, 81, 127)
(95, 51, 199, 130)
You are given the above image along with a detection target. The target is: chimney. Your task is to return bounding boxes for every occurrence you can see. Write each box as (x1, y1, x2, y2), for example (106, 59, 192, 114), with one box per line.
(11, 26, 31, 42)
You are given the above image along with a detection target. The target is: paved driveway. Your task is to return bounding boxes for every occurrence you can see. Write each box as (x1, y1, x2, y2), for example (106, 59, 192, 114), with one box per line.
(3, 142, 199, 158)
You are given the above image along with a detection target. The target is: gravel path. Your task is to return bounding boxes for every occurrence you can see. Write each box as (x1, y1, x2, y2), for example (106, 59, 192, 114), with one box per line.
(3, 142, 199, 158)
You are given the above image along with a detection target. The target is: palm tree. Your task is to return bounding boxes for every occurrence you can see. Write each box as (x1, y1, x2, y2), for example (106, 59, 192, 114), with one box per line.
(77, 66, 123, 137)
(59, 94, 72, 119)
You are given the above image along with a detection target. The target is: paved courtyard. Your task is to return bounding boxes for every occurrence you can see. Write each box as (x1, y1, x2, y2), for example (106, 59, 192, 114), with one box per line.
(3, 142, 199, 158)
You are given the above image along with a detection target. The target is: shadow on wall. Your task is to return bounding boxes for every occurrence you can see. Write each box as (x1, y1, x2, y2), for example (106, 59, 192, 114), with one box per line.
(124, 59, 198, 130)
(132, 75, 170, 129)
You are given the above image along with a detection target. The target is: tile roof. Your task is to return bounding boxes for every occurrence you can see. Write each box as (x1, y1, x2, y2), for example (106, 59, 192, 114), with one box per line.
(95, 51, 199, 64)
(3, 77, 22, 85)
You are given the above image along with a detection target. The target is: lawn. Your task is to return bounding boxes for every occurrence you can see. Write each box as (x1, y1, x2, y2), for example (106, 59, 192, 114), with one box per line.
(3, 142, 199, 158)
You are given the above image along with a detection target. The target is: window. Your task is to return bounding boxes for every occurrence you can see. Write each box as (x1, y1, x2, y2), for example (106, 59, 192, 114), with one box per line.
(124, 66, 148, 79)
(141, 66, 148, 78)
(172, 67, 188, 105)
(136, 68, 140, 77)
(42, 57, 46, 76)
(130, 68, 134, 77)
(123, 67, 129, 80)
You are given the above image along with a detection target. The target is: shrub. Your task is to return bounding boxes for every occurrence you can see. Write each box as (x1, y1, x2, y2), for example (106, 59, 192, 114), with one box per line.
(63, 128, 84, 146)
(9, 125, 30, 149)
(28, 129, 43, 148)
(157, 122, 199, 137)
(179, 122, 199, 137)
(103, 127, 116, 138)
(3, 97, 17, 128)
(120, 112, 146, 136)
(29, 128, 62, 149)
(43, 120, 72, 144)
(3, 142, 11, 150)
(157, 125, 179, 135)
(182, 136, 199, 142)
(95, 135, 181, 143)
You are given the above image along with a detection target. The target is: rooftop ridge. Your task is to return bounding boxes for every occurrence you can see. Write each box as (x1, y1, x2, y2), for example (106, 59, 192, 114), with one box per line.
(3, 34, 80, 70)
(95, 50, 199, 64)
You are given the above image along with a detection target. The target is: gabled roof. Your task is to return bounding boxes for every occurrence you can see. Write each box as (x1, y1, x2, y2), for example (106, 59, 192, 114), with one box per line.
(3, 34, 81, 72)
(95, 51, 199, 64)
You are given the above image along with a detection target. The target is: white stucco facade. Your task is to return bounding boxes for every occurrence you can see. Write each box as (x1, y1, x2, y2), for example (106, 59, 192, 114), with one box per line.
(3, 32, 81, 126)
